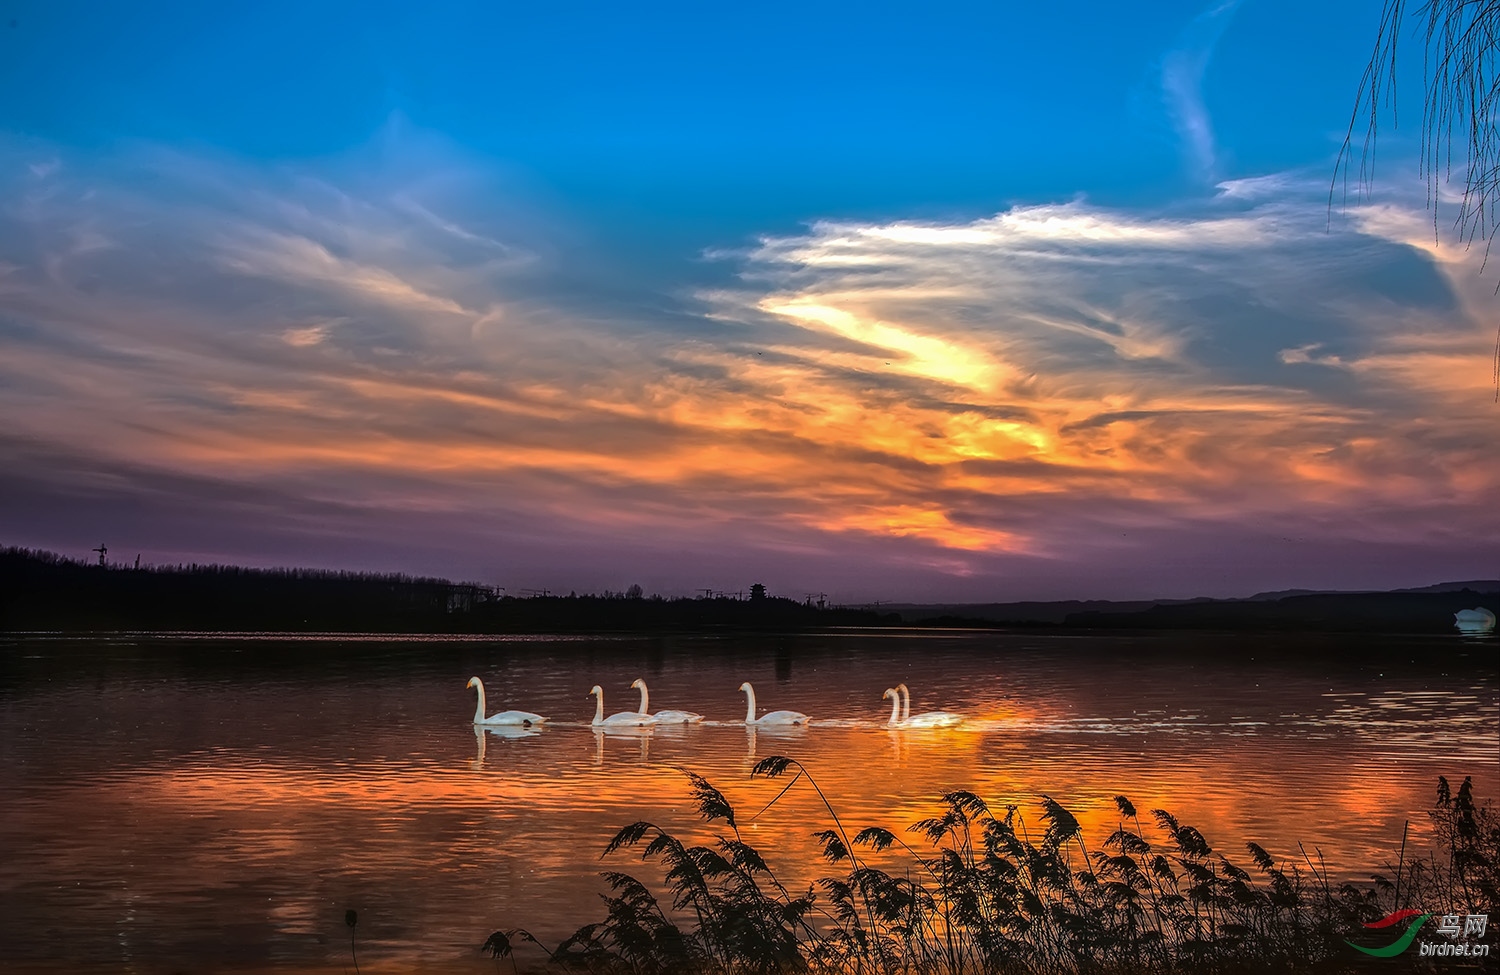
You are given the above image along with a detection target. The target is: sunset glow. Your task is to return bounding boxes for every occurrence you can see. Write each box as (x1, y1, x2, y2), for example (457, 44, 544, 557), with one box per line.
(4, 7, 1497, 975)
(0, 2, 1494, 600)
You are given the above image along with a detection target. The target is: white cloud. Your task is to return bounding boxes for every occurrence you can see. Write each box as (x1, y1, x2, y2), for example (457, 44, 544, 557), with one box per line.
(0, 139, 1495, 599)
(1160, 0, 1243, 182)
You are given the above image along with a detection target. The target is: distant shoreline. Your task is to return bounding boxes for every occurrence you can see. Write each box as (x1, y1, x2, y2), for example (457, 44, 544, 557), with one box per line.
(2, 546, 1495, 635)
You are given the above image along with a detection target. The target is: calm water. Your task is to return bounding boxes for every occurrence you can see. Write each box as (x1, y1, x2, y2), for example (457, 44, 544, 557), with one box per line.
(0, 630, 1495, 974)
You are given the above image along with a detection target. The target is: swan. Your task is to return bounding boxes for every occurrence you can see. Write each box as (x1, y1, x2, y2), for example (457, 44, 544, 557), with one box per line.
(631, 678, 704, 724)
(591, 685, 657, 728)
(882, 687, 904, 727)
(896, 683, 964, 728)
(467, 677, 548, 726)
(739, 681, 808, 726)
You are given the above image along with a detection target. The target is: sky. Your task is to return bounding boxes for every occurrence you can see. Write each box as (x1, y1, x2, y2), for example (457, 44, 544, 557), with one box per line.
(1, 0, 1496, 602)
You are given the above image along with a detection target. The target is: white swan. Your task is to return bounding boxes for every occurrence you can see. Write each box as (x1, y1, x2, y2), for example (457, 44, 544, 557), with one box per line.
(591, 684, 657, 728)
(467, 677, 548, 726)
(739, 681, 808, 726)
(882, 687, 904, 727)
(631, 678, 704, 724)
(896, 683, 964, 728)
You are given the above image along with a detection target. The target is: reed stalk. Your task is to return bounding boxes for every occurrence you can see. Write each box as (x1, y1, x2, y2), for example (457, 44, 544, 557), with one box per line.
(486, 770, 1498, 974)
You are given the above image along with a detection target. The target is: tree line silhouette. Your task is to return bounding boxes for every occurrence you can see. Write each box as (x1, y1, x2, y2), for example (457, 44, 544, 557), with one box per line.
(2, 546, 1492, 634)
(0, 547, 893, 632)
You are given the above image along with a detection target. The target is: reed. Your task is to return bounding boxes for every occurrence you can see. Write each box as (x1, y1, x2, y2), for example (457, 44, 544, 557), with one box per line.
(345, 908, 360, 975)
(486, 767, 1498, 974)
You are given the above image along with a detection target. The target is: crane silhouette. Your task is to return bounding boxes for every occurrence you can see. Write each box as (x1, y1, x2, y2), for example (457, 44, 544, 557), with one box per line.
(92, 544, 107, 567)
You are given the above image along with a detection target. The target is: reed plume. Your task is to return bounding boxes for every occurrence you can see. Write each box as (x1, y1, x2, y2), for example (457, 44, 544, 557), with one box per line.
(488, 766, 1497, 974)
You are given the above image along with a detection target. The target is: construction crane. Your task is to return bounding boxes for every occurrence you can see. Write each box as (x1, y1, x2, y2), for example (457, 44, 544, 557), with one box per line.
(92, 544, 107, 566)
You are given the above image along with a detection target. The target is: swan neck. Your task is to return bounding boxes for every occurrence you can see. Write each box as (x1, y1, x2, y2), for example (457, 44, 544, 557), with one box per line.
(888, 693, 901, 726)
(901, 686, 911, 722)
(743, 685, 756, 723)
(472, 680, 486, 723)
(594, 691, 605, 724)
(637, 683, 649, 715)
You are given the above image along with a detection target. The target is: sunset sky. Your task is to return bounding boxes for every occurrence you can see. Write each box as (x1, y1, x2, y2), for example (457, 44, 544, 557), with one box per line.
(1, 0, 1496, 601)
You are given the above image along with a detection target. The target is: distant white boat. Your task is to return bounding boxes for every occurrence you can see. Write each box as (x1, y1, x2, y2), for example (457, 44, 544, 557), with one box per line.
(1454, 607, 1496, 635)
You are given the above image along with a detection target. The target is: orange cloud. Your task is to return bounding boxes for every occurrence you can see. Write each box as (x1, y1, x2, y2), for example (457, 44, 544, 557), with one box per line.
(1, 149, 1496, 597)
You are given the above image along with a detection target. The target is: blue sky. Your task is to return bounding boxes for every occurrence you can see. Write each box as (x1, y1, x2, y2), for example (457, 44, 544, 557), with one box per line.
(1, 0, 1495, 601)
(1, 1, 1381, 215)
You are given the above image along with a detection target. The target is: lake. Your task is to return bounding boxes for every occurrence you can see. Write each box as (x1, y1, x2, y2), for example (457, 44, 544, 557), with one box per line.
(0, 629, 1495, 973)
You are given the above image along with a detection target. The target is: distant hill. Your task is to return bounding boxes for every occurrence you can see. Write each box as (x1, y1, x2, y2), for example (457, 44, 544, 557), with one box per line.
(1392, 580, 1500, 594)
(1062, 587, 1498, 633)
(887, 582, 1499, 633)
(1244, 580, 1500, 601)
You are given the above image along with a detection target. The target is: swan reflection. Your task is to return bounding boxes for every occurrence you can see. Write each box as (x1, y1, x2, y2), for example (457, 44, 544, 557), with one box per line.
(484, 724, 545, 740)
(473, 723, 543, 769)
(744, 723, 807, 760)
(886, 727, 910, 764)
(592, 726, 654, 765)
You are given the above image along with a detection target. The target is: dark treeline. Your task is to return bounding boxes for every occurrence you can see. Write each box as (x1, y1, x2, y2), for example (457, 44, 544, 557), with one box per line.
(0, 547, 893, 632)
(3, 546, 1494, 634)
(0, 546, 487, 631)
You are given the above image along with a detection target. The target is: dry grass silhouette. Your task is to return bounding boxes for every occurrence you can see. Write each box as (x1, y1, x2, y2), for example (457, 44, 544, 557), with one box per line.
(487, 766, 1497, 974)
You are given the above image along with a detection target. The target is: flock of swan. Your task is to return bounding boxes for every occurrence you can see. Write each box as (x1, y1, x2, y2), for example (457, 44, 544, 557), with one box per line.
(467, 676, 964, 730)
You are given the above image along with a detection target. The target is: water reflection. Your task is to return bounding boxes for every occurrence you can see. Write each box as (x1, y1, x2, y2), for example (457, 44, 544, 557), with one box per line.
(887, 727, 910, 764)
(592, 726, 654, 764)
(775, 645, 793, 683)
(0, 630, 1493, 975)
(744, 723, 809, 760)
(473, 725, 543, 769)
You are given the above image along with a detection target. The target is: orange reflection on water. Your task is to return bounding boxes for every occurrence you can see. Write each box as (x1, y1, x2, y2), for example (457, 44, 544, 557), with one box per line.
(1, 632, 1494, 975)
